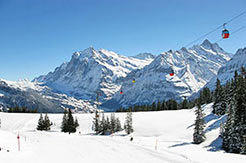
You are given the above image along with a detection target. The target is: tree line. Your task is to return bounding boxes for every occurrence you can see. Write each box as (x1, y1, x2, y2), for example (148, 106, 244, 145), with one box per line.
(212, 67, 246, 154)
(116, 87, 213, 113)
(8, 106, 37, 113)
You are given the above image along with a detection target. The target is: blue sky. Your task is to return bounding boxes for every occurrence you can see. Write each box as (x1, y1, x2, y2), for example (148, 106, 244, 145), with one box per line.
(0, 0, 245, 81)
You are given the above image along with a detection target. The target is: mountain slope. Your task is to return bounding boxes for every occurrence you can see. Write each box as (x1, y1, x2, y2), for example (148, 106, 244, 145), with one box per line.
(0, 79, 96, 113)
(1, 104, 245, 163)
(111, 40, 231, 108)
(34, 47, 154, 102)
(205, 47, 246, 90)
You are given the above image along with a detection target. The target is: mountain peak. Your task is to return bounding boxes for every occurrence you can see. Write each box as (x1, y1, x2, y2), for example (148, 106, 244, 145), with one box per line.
(201, 39, 213, 47)
(72, 47, 96, 59)
(235, 47, 246, 56)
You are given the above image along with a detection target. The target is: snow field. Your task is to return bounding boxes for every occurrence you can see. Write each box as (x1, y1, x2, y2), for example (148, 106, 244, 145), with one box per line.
(0, 104, 246, 163)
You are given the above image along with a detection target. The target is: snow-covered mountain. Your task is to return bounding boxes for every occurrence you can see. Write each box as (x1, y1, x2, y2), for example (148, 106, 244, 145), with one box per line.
(34, 47, 155, 103)
(205, 47, 246, 90)
(3, 40, 231, 112)
(110, 40, 231, 109)
(0, 79, 96, 113)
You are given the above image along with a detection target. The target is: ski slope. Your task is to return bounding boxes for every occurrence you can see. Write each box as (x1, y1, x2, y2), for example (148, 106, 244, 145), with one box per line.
(0, 104, 245, 163)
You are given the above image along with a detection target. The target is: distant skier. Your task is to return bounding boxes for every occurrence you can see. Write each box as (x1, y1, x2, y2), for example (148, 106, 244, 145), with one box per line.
(130, 137, 133, 142)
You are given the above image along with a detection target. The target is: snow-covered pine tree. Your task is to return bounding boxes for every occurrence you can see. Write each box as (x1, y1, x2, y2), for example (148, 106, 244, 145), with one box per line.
(110, 113, 116, 133)
(193, 102, 206, 144)
(124, 111, 133, 134)
(222, 95, 235, 152)
(115, 117, 122, 132)
(213, 79, 226, 115)
(37, 114, 45, 131)
(105, 116, 111, 134)
(231, 67, 246, 153)
(100, 113, 106, 135)
(43, 113, 52, 131)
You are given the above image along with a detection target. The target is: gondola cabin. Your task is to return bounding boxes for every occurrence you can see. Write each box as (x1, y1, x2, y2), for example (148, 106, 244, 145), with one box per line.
(170, 73, 174, 76)
(222, 29, 229, 39)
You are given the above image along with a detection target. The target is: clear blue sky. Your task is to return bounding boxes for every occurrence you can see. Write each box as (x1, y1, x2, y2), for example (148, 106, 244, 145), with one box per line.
(0, 0, 245, 81)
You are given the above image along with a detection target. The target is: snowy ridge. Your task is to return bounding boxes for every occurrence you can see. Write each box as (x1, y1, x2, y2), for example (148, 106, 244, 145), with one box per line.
(34, 47, 154, 102)
(112, 40, 231, 108)
(205, 47, 246, 90)
(0, 79, 96, 113)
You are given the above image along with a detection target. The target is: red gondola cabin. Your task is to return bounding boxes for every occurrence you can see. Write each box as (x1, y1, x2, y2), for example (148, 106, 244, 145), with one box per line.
(222, 29, 229, 39)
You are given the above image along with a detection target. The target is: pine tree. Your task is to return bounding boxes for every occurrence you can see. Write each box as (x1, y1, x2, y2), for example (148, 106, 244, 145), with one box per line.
(124, 111, 133, 134)
(213, 79, 226, 115)
(93, 110, 100, 134)
(105, 116, 111, 134)
(202, 87, 213, 104)
(222, 96, 235, 152)
(37, 114, 45, 131)
(157, 101, 161, 111)
(61, 109, 79, 134)
(110, 113, 116, 133)
(67, 109, 76, 134)
(151, 102, 156, 111)
(43, 113, 52, 131)
(181, 98, 188, 109)
(115, 117, 122, 132)
(61, 110, 68, 132)
(100, 113, 107, 135)
(240, 134, 246, 155)
(193, 102, 206, 144)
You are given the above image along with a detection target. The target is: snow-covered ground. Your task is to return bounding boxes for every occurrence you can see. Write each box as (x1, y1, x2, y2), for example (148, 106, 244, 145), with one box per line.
(0, 104, 245, 163)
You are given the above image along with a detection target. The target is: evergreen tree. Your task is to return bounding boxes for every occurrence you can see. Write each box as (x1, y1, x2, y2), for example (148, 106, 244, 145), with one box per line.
(213, 79, 226, 115)
(124, 111, 133, 134)
(61, 109, 79, 134)
(240, 134, 246, 155)
(181, 98, 188, 109)
(93, 110, 100, 134)
(202, 87, 213, 104)
(67, 109, 76, 134)
(115, 117, 122, 132)
(37, 114, 45, 131)
(100, 113, 107, 135)
(193, 102, 206, 144)
(157, 101, 161, 111)
(61, 110, 68, 132)
(105, 116, 111, 134)
(151, 102, 156, 111)
(222, 96, 235, 152)
(110, 113, 116, 133)
(43, 113, 52, 131)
